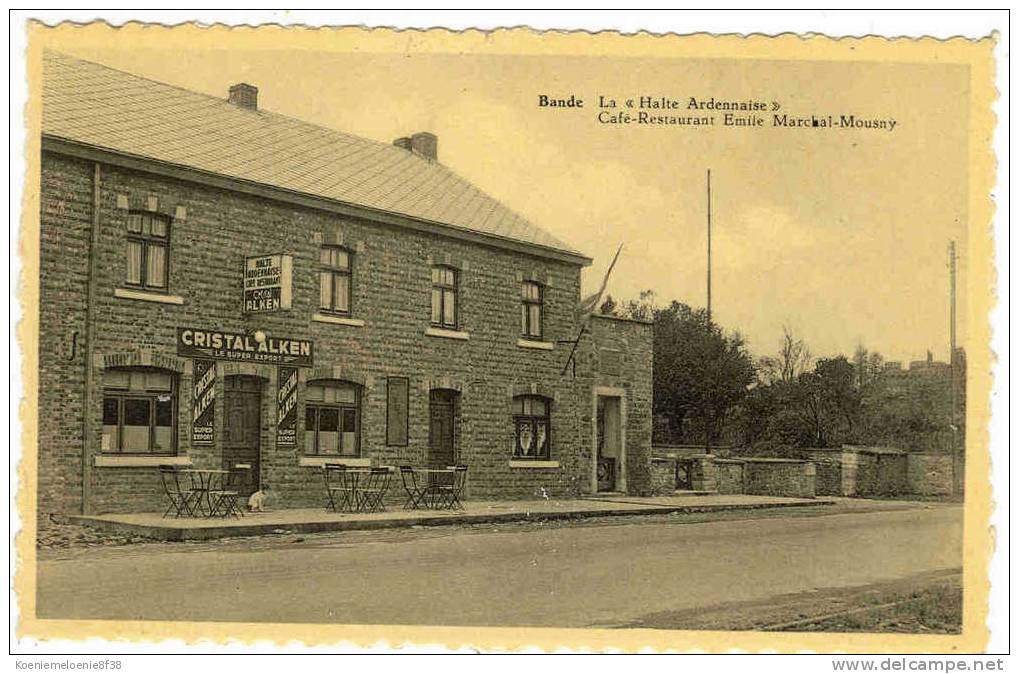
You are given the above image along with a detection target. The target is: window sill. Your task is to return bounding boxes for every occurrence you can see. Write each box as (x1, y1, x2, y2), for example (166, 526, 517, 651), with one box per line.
(299, 456, 371, 467)
(311, 313, 365, 327)
(425, 326, 470, 341)
(94, 454, 192, 467)
(516, 338, 554, 351)
(509, 460, 560, 469)
(114, 288, 185, 305)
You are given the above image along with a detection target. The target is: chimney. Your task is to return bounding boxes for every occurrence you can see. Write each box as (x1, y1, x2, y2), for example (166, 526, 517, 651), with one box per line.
(410, 132, 438, 160)
(228, 83, 258, 110)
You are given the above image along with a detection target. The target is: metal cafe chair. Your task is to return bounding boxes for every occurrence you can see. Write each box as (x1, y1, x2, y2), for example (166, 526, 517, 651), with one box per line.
(159, 465, 196, 518)
(356, 467, 393, 513)
(435, 465, 469, 510)
(208, 466, 244, 518)
(399, 465, 428, 510)
(323, 463, 355, 512)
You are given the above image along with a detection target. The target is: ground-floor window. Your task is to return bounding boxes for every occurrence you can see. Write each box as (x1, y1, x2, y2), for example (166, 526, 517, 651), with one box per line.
(305, 380, 360, 456)
(512, 395, 551, 459)
(101, 367, 177, 453)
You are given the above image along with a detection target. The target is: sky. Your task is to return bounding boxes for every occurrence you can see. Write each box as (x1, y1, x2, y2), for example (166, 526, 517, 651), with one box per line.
(46, 43, 970, 364)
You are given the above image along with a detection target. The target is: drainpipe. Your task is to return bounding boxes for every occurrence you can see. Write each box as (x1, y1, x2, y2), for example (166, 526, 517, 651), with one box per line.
(80, 162, 102, 515)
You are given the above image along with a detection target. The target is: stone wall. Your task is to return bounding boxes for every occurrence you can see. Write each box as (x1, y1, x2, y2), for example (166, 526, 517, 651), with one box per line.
(800, 447, 957, 498)
(38, 151, 654, 514)
(906, 453, 955, 496)
(649, 457, 675, 495)
(742, 459, 816, 498)
(714, 459, 745, 495)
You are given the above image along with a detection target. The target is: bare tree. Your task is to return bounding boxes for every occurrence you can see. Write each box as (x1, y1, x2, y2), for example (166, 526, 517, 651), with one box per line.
(758, 324, 812, 385)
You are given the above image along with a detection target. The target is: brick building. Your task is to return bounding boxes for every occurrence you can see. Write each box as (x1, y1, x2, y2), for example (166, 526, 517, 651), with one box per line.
(37, 52, 653, 515)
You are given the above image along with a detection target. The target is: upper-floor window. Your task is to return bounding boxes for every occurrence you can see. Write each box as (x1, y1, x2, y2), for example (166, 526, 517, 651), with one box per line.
(319, 246, 352, 315)
(101, 367, 177, 454)
(305, 380, 361, 456)
(126, 212, 170, 290)
(512, 395, 551, 460)
(521, 281, 544, 339)
(430, 266, 458, 329)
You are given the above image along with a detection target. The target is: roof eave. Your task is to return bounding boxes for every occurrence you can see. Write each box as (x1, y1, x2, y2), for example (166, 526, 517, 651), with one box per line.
(41, 134, 594, 268)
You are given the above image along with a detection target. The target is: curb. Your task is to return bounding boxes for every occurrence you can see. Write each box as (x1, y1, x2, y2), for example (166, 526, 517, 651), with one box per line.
(69, 498, 836, 542)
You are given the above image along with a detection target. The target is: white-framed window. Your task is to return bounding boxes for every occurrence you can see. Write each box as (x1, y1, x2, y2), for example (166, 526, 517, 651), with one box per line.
(430, 265, 458, 329)
(125, 212, 170, 291)
(101, 368, 177, 454)
(521, 281, 543, 339)
(305, 380, 361, 456)
(512, 395, 551, 460)
(319, 246, 352, 315)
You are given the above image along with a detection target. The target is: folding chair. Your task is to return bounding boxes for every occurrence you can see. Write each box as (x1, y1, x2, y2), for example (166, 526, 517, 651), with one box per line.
(356, 467, 392, 513)
(324, 463, 355, 512)
(159, 465, 196, 518)
(434, 465, 468, 510)
(399, 465, 428, 510)
(208, 467, 243, 518)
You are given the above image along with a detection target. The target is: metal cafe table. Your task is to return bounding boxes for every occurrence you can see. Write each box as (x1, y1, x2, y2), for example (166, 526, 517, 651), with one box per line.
(180, 468, 235, 517)
(399, 466, 467, 510)
(322, 464, 393, 513)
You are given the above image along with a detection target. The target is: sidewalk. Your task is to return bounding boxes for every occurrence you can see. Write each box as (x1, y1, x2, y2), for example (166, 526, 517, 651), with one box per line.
(70, 493, 833, 541)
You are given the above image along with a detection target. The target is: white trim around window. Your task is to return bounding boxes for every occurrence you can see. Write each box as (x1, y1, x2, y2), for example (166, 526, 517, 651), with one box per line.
(312, 313, 366, 327)
(516, 338, 554, 351)
(94, 454, 192, 467)
(509, 460, 560, 469)
(299, 456, 372, 467)
(425, 326, 470, 340)
(114, 288, 185, 305)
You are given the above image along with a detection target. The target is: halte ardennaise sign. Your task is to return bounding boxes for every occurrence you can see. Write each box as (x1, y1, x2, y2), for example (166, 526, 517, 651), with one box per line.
(177, 328, 314, 367)
(244, 254, 293, 313)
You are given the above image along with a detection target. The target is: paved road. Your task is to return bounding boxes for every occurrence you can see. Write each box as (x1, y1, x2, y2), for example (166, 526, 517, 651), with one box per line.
(36, 505, 962, 627)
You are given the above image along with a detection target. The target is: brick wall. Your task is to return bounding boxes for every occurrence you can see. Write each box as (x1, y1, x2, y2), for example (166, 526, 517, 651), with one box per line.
(38, 151, 655, 514)
(583, 315, 654, 495)
(38, 153, 94, 516)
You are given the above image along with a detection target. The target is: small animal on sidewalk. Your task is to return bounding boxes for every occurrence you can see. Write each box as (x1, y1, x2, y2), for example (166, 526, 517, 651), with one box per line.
(248, 487, 268, 513)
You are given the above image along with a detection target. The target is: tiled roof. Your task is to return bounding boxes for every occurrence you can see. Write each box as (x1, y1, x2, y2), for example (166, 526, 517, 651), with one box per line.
(41, 51, 586, 261)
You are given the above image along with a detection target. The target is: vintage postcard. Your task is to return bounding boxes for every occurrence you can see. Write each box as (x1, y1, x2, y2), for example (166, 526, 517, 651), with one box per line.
(15, 20, 999, 653)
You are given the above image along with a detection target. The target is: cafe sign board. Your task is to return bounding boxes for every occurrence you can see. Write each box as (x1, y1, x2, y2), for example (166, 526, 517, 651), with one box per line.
(191, 359, 215, 445)
(177, 328, 314, 367)
(276, 366, 299, 447)
(244, 254, 293, 313)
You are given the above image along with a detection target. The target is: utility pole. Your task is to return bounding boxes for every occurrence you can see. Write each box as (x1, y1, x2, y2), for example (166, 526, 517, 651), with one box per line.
(949, 240, 961, 493)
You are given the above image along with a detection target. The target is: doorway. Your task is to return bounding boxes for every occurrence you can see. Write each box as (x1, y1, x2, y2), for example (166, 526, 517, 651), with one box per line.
(428, 389, 458, 468)
(223, 375, 262, 496)
(593, 390, 625, 493)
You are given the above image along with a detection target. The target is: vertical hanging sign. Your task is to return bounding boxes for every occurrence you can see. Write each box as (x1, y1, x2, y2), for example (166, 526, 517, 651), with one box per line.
(191, 359, 215, 445)
(277, 366, 298, 447)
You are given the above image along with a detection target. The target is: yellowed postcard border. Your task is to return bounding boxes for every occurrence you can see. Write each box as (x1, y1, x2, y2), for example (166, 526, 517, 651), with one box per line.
(16, 22, 998, 653)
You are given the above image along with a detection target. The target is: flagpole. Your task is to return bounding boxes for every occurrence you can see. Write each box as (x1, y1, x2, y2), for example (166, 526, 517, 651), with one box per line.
(707, 169, 712, 325)
(706, 169, 713, 457)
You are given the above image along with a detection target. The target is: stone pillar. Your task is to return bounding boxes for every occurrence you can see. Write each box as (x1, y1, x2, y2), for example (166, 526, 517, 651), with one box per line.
(690, 455, 717, 492)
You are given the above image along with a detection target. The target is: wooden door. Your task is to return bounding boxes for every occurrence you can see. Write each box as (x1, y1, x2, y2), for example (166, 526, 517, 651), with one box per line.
(596, 397, 618, 492)
(428, 390, 457, 468)
(224, 375, 262, 496)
